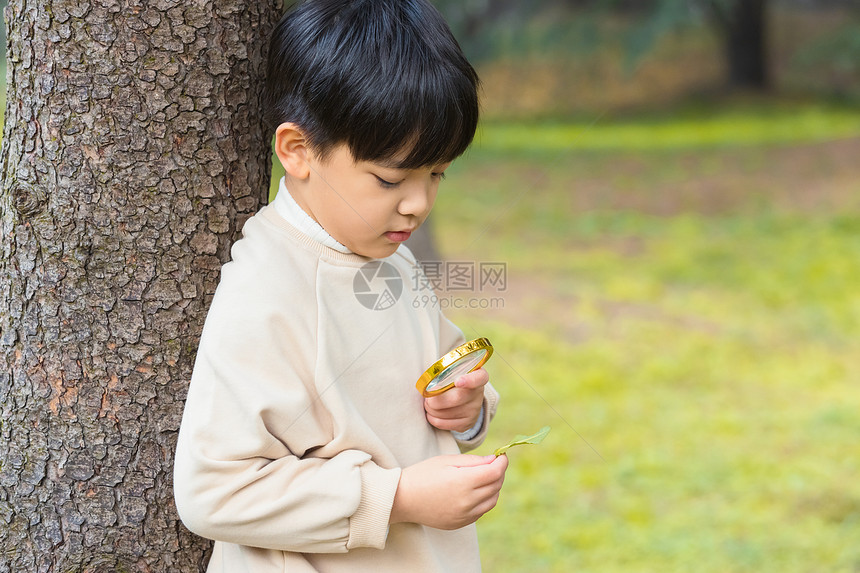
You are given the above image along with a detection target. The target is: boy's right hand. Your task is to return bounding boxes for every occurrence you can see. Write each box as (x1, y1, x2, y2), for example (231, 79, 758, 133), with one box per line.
(389, 454, 508, 530)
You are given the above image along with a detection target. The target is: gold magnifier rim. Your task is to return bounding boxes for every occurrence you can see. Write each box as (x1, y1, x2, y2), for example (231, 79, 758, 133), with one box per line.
(415, 337, 493, 397)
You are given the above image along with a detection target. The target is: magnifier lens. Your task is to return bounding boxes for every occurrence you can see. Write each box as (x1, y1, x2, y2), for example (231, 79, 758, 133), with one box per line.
(425, 350, 488, 392)
(416, 337, 493, 397)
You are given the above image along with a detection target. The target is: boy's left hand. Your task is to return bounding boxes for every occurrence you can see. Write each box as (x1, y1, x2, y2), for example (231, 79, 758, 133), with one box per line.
(423, 368, 488, 433)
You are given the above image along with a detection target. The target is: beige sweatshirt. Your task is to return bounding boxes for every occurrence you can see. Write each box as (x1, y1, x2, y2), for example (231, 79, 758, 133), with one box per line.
(173, 204, 499, 572)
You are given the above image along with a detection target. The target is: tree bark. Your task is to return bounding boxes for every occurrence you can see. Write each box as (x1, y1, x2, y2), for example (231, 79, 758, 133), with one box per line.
(0, 1, 282, 571)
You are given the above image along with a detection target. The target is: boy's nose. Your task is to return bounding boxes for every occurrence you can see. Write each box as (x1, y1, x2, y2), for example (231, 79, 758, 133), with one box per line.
(398, 183, 434, 217)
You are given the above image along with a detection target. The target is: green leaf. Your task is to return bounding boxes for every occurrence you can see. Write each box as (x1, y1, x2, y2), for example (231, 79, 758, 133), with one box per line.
(493, 426, 551, 456)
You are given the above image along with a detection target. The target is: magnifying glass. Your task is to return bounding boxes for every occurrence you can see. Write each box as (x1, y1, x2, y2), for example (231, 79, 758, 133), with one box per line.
(415, 338, 493, 397)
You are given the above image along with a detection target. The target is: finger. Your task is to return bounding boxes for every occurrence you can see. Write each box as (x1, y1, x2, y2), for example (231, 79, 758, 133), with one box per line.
(448, 454, 497, 469)
(425, 413, 476, 433)
(484, 454, 509, 481)
(473, 490, 501, 517)
(454, 368, 489, 390)
(492, 452, 509, 471)
(460, 456, 509, 485)
(475, 455, 509, 485)
(473, 479, 505, 503)
(424, 398, 477, 418)
(424, 391, 460, 410)
(425, 388, 483, 412)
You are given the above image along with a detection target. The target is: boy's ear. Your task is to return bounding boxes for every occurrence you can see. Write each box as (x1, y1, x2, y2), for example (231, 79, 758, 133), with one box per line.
(274, 123, 311, 180)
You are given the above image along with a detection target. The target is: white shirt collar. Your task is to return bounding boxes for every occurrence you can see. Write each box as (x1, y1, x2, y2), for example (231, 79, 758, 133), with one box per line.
(272, 177, 352, 254)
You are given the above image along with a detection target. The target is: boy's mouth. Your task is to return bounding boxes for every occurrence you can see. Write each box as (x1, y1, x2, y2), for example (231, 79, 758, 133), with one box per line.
(385, 230, 413, 242)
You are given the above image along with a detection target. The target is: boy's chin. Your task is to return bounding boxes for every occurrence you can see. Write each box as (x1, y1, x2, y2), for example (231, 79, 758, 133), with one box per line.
(354, 242, 400, 259)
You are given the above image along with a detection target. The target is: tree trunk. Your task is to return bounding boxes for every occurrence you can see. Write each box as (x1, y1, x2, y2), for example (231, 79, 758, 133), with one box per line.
(710, 0, 769, 89)
(0, 1, 282, 571)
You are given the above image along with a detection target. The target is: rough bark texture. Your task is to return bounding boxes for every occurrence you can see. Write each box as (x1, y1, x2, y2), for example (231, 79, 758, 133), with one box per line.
(0, 1, 282, 570)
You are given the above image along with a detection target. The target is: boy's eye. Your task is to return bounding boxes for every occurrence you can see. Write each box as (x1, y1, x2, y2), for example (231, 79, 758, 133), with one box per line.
(432, 172, 447, 181)
(374, 175, 401, 188)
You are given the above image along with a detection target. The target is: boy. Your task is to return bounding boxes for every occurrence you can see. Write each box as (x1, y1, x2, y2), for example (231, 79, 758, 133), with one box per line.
(173, 0, 507, 571)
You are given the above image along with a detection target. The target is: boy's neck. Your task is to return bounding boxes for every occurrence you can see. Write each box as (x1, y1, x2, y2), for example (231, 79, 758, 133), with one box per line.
(274, 177, 352, 254)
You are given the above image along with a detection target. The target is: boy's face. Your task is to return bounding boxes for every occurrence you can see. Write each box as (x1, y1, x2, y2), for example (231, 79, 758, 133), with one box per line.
(293, 144, 450, 259)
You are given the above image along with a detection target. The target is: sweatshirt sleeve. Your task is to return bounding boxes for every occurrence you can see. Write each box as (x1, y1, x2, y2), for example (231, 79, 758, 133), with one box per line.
(173, 256, 400, 553)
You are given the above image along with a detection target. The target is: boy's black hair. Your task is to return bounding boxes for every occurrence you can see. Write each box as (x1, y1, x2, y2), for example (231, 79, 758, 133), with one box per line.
(265, 0, 480, 169)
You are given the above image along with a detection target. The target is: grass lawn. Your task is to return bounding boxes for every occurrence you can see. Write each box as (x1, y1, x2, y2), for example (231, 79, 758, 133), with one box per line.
(425, 102, 860, 572)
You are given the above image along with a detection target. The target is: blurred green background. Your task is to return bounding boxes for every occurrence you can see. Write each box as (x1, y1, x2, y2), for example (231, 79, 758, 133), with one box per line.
(5, 1, 860, 571)
(426, 3, 860, 571)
